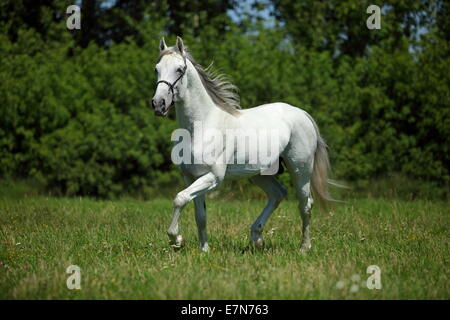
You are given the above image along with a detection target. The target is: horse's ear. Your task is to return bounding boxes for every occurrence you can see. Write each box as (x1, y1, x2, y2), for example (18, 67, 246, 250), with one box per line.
(176, 36, 185, 55)
(159, 37, 167, 52)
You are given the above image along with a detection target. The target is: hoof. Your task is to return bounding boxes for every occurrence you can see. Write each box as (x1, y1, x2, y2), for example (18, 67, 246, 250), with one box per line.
(200, 243, 210, 253)
(300, 242, 311, 254)
(252, 238, 265, 249)
(169, 234, 184, 250)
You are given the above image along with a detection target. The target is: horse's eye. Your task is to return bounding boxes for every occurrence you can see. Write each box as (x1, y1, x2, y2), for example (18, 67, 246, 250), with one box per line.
(177, 68, 183, 74)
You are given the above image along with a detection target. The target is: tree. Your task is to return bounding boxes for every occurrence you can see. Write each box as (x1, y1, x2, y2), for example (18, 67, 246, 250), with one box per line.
(270, 0, 441, 58)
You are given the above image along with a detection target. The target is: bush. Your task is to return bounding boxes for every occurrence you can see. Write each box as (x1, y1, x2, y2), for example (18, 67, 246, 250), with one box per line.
(0, 14, 448, 199)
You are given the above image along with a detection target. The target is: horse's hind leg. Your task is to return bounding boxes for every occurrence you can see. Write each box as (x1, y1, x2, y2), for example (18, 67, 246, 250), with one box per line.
(285, 159, 314, 253)
(249, 175, 287, 248)
(298, 183, 313, 253)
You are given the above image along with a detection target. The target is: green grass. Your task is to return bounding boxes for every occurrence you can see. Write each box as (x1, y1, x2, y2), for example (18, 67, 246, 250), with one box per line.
(0, 191, 448, 299)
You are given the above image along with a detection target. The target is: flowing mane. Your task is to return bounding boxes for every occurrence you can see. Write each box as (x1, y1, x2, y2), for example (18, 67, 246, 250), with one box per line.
(159, 46, 241, 116)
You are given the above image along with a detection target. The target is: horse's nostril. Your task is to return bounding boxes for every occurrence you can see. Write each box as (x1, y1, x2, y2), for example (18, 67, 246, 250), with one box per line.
(161, 99, 166, 107)
(151, 99, 156, 109)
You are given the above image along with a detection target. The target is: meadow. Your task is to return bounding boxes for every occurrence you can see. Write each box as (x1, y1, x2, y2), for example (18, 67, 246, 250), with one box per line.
(0, 182, 448, 300)
(1, 0, 448, 302)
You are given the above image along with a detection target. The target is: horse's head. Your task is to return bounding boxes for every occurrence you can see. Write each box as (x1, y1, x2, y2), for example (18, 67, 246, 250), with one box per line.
(152, 36, 188, 117)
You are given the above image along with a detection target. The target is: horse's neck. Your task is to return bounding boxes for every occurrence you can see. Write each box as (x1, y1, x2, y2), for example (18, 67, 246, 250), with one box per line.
(175, 64, 219, 132)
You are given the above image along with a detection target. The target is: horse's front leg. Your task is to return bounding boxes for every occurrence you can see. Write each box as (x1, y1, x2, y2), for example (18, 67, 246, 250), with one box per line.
(167, 172, 220, 250)
(194, 195, 209, 252)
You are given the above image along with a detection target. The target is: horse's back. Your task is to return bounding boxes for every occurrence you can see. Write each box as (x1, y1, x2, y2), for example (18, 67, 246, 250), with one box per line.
(240, 102, 313, 127)
(239, 102, 318, 163)
(239, 102, 317, 141)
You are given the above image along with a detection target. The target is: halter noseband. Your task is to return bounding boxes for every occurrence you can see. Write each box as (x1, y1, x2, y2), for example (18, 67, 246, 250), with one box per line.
(155, 57, 187, 106)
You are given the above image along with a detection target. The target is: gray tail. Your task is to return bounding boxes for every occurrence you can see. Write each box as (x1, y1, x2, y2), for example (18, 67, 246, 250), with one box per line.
(304, 112, 343, 210)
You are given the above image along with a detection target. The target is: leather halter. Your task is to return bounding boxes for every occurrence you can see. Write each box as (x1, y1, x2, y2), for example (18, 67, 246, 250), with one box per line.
(155, 57, 187, 106)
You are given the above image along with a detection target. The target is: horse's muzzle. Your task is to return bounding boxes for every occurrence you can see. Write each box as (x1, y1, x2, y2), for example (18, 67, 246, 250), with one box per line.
(152, 97, 169, 117)
(155, 109, 169, 117)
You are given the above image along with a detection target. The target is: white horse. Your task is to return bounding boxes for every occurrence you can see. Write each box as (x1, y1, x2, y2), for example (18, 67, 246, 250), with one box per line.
(152, 37, 333, 253)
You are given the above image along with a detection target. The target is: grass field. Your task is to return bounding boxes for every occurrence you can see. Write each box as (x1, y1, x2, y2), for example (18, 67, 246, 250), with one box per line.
(0, 186, 448, 299)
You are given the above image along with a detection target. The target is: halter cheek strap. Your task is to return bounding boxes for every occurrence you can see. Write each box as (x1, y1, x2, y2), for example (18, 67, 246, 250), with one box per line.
(155, 58, 187, 106)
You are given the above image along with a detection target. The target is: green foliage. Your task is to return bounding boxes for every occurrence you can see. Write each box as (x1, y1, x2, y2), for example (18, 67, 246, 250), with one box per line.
(0, 1, 448, 198)
(271, 0, 439, 57)
(0, 18, 181, 198)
